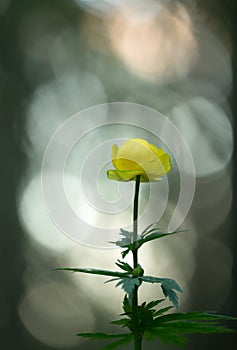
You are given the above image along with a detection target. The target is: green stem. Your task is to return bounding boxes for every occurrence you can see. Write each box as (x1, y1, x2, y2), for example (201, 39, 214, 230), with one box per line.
(132, 175, 142, 350)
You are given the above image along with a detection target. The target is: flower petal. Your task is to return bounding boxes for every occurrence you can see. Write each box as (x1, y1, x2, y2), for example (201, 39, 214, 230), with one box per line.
(115, 139, 153, 171)
(107, 170, 143, 182)
(148, 143, 166, 158)
(159, 152, 171, 174)
(112, 144, 119, 169)
(108, 138, 171, 182)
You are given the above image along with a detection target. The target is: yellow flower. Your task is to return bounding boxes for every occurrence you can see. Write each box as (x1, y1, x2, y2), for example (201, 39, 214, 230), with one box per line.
(107, 138, 171, 182)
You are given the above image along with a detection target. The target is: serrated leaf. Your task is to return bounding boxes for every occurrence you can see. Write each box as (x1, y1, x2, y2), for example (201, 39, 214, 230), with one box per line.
(161, 285, 180, 309)
(111, 229, 133, 248)
(146, 299, 165, 310)
(116, 277, 141, 295)
(106, 276, 140, 295)
(120, 228, 129, 235)
(123, 295, 131, 314)
(136, 306, 154, 329)
(115, 260, 133, 273)
(160, 278, 182, 308)
(153, 306, 174, 317)
(111, 227, 184, 253)
(140, 276, 182, 308)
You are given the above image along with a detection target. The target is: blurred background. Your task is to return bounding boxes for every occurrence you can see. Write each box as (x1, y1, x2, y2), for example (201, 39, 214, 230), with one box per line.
(0, 0, 237, 349)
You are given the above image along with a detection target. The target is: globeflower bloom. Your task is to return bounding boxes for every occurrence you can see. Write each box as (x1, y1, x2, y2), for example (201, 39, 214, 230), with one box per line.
(107, 138, 171, 182)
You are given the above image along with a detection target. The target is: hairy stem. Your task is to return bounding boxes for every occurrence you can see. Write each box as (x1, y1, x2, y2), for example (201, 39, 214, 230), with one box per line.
(132, 175, 142, 350)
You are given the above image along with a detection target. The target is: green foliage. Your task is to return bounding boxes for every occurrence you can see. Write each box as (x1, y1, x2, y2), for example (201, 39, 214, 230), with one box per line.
(100, 334, 133, 349)
(111, 229, 134, 248)
(109, 298, 236, 348)
(145, 299, 166, 309)
(105, 273, 182, 308)
(76, 296, 237, 349)
(106, 276, 141, 295)
(113, 299, 174, 336)
(144, 321, 234, 347)
(141, 222, 161, 236)
(153, 306, 174, 317)
(54, 169, 237, 350)
(112, 227, 183, 258)
(139, 230, 180, 246)
(145, 329, 187, 346)
(121, 249, 130, 259)
(110, 319, 132, 327)
(77, 333, 129, 339)
(143, 309, 236, 346)
(140, 276, 182, 308)
(153, 321, 235, 334)
(56, 267, 182, 308)
(54, 267, 129, 278)
(76, 332, 133, 349)
(122, 295, 132, 314)
(155, 311, 237, 323)
(132, 265, 144, 277)
(115, 260, 133, 273)
(56, 224, 237, 349)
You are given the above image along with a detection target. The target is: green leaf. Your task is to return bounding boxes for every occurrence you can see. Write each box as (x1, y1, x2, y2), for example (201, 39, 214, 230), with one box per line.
(153, 322, 235, 334)
(160, 286, 181, 309)
(140, 231, 178, 245)
(115, 260, 133, 273)
(140, 276, 182, 308)
(155, 311, 237, 324)
(111, 229, 134, 248)
(141, 222, 186, 239)
(144, 329, 186, 346)
(146, 299, 166, 310)
(136, 305, 154, 329)
(105, 276, 140, 295)
(115, 277, 141, 295)
(136, 229, 185, 249)
(77, 332, 133, 349)
(158, 332, 187, 346)
(112, 227, 185, 256)
(100, 333, 133, 349)
(132, 265, 144, 277)
(141, 222, 160, 236)
(153, 306, 174, 317)
(121, 249, 130, 259)
(76, 332, 130, 339)
(122, 295, 132, 314)
(55, 267, 129, 278)
(145, 316, 236, 347)
(110, 319, 131, 326)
